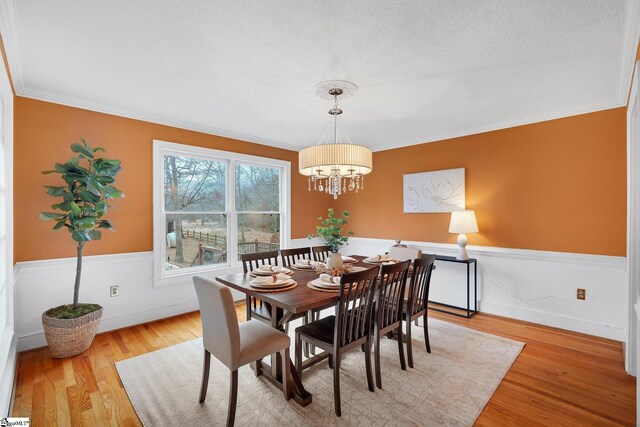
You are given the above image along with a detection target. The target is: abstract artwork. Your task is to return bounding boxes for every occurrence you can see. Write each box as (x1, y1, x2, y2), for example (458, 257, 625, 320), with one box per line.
(403, 168, 465, 213)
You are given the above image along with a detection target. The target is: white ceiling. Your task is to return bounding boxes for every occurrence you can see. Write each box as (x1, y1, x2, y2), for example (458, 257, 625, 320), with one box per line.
(1, 1, 639, 152)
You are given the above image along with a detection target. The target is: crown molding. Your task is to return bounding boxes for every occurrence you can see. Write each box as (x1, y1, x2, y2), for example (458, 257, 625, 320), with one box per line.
(16, 88, 305, 152)
(371, 99, 625, 152)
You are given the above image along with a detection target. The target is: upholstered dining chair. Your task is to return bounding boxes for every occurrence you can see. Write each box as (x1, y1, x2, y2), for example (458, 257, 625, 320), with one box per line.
(193, 276, 291, 427)
(374, 260, 411, 389)
(294, 266, 380, 417)
(311, 245, 331, 262)
(280, 247, 312, 267)
(241, 251, 279, 325)
(387, 246, 422, 261)
(404, 255, 436, 368)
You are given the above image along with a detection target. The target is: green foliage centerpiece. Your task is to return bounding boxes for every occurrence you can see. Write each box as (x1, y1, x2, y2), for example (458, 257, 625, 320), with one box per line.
(39, 139, 124, 358)
(312, 208, 353, 270)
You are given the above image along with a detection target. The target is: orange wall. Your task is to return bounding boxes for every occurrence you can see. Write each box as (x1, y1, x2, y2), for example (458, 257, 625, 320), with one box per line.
(334, 108, 627, 256)
(14, 97, 331, 262)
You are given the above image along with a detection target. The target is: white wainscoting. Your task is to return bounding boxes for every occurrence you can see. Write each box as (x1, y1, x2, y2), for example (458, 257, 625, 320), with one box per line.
(13, 238, 319, 352)
(13, 237, 626, 352)
(340, 237, 627, 342)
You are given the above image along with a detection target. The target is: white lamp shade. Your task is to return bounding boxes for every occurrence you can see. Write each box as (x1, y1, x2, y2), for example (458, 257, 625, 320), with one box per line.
(299, 143, 372, 176)
(449, 210, 479, 234)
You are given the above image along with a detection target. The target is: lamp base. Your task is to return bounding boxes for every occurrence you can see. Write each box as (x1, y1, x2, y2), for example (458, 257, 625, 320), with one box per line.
(456, 233, 469, 260)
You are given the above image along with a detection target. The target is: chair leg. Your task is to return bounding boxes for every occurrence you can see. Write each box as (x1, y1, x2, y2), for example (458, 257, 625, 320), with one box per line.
(375, 329, 382, 389)
(333, 354, 342, 417)
(397, 325, 406, 370)
(226, 370, 238, 427)
(245, 296, 252, 321)
(302, 312, 310, 358)
(406, 319, 414, 369)
(328, 354, 333, 369)
(295, 333, 303, 381)
(255, 358, 263, 377)
(364, 339, 374, 392)
(281, 347, 291, 400)
(423, 314, 431, 353)
(414, 318, 419, 327)
(310, 310, 318, 355)
(199, 349, 211, 403)
(285, 322, 289, 335)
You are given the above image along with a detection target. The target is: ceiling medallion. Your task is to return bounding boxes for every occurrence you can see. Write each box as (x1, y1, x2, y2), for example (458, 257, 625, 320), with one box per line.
(299, 80, 373, 200)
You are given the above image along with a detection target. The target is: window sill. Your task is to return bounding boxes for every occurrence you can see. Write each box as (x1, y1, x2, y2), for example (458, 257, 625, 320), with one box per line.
(153, 263, 243, 288)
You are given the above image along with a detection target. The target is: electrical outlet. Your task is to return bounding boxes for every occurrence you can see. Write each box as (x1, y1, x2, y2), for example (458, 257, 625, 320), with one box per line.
(577, 288, 586, 300)
(110, 285, 119, 297)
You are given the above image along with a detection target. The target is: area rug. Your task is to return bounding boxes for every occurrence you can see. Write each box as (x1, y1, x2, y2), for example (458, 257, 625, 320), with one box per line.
(116, 318, 524, 426)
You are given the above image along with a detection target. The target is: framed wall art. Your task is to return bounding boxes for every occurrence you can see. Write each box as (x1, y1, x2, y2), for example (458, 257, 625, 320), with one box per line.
(403, 167, 465, 213)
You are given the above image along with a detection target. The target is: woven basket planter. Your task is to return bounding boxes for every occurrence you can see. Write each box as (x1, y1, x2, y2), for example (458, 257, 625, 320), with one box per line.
(42, 307, 103, 358)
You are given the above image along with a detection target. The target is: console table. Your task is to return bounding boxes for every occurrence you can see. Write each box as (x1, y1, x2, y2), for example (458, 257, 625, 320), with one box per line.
(429, 255, 478, 318)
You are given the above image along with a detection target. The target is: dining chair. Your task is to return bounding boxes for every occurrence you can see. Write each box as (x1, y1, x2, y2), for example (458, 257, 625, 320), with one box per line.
(374, 260, 411, 389)
(311, 245, 331, 262)
(280, 247, 312, 267)
(294, 266, 380, 417)
(241, 251, 279, 325)
(404, 255, 436, 368)
(193, 276, 291, 427)
(387, 246, 422, 261)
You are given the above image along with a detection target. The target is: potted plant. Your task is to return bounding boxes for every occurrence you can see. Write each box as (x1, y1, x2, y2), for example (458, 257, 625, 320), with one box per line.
(312, 208, 353, 269)
(39, 139, 124, 358)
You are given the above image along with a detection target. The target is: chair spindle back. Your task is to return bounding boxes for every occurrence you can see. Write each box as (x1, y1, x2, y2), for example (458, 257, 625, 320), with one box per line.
(334, 266, 380, 348)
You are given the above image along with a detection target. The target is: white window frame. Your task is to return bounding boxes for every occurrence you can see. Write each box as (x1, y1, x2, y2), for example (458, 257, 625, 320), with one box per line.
(153, 140, 291, 287)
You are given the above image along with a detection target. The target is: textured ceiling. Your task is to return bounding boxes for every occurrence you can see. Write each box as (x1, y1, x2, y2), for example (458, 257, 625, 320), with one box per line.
(1, 0, 639, 151)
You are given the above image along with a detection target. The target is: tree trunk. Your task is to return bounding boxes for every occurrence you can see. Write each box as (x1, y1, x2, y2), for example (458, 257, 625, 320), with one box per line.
(73, 243, 84, 310)
(168, 156, 184, 263)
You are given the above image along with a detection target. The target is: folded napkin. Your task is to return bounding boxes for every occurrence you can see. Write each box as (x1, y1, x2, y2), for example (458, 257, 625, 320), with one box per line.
(252, 273, 290, 283)
(371, 255, 391, 261)
(258, 264, 283, 272)
(319, 273, 341, 284)
(296, 259, 312, 266)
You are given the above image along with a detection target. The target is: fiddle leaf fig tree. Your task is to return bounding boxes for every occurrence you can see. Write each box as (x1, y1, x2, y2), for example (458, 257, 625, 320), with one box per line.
(40, 139, 124, 312)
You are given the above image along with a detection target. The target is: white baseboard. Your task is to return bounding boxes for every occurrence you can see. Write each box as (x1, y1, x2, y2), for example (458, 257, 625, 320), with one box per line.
(478, 300, 626, 341)
(17, 300, 201, 352)
(0, 333, 17, 416)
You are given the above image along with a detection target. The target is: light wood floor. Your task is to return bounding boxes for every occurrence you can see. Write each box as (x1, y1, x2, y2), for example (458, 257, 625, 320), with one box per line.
(10, 306, 636, 426)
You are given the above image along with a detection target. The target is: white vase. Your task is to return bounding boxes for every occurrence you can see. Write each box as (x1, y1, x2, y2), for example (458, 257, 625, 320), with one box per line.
(326, 252, 343, 270)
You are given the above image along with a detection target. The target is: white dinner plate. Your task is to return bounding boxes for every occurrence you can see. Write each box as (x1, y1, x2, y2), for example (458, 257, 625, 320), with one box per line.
(363, 256, 395, 264)
(310, 278, 341, 289)
(252, 267, 293, 276)
(250, 278, 294, 288)
(292, 263, 314, 269)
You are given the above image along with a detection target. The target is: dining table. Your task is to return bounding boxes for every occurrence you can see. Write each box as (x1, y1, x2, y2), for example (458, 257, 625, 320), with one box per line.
(215, 254, 379, 407)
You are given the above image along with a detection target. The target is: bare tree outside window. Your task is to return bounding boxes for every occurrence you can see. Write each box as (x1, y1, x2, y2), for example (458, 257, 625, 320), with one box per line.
(236, 163, 280, 259)
(163, 155, 282, 270)
(164, 155, 226, 269)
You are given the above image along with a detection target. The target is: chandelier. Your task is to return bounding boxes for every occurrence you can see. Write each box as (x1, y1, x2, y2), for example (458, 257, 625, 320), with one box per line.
(299, 80, 373, 199)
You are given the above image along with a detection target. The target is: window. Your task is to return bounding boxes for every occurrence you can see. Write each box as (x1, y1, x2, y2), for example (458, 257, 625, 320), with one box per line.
(153, 140, 290, 285)
(236, 162, 281, 260)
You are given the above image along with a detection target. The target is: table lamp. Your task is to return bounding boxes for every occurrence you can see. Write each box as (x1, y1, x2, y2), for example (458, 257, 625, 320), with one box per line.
(448, 210, 478, 260)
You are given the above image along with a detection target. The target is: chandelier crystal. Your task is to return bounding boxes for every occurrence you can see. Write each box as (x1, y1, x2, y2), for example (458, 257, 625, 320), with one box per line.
(299, 81, 373, 199)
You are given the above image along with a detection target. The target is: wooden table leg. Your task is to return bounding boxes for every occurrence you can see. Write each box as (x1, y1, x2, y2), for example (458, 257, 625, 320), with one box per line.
(271, 306, 284, 381)
(259, 307, 312, 406)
